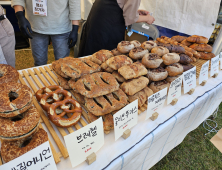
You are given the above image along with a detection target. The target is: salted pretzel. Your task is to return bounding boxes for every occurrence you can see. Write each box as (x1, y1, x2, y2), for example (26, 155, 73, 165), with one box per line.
(48, 98, 82, 127)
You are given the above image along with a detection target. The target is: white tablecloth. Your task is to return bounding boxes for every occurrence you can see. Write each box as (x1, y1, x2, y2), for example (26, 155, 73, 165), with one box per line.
(18, 67, 222, 170)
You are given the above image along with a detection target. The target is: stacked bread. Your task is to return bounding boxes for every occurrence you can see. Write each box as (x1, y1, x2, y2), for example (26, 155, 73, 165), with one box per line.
(0, 64, 48, 163)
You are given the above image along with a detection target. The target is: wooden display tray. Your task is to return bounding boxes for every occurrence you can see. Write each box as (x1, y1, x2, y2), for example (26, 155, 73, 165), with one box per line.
(0, 64, 147, 165)
(191, 59, 210, 78)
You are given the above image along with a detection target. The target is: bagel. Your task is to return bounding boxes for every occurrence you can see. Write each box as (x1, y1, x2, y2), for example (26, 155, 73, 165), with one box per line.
(0, 82, 33, 118)
(0, 64, 19, 84)
(0, 106, 40, 141)
(1, 128, 48, 163)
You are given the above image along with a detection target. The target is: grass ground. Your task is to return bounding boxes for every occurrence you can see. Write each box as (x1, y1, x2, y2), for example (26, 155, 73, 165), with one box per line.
(15, 46, 222, 169)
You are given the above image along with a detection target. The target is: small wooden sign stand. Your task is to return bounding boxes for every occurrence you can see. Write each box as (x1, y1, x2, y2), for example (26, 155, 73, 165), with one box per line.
(188, 88, 195, 95)
(86, 152, 96, 165)
(170, 98, 178, 106)
(150, 112, 159, 121)
(122, 129, 131, 139)
(200, 80, 207, 86)
(213, 73, 218, 78)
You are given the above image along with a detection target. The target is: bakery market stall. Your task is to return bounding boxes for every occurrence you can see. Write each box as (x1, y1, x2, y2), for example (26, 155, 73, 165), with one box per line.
(0, 33, 222, 169)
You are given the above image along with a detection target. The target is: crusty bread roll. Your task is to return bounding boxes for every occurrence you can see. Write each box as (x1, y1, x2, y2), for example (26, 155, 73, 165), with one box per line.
(186, 35, 208, 44)
(165, 63, 183, 76)
(142, 53, 163, 69)
(171, 35, 187, 42)
(112, 71, 125, 83)
(130, 40, 141, 47)
(180, 39, 193, 46)
(149, 80, 170, 93)
(181, 64, 194, 72)
(129, 47, 149, 60)
(111, 48, 123, 56)
(117, 41, 135, 54)
(179, 54, 193, 65)
(162, 53, 180, 65)
(141, 41, 157, 51)
(189, 43, 213, 53)
(106, 55, 133, 70)
(147, 67, 168, 81)
(198, 52, 215, 60)
(151, 46, 169, 57)
(166, 74, 182, 84)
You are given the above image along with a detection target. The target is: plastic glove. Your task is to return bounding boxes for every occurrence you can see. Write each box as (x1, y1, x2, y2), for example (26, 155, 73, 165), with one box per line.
(15, 11, 33, 39)
(68, 25, 79, 49)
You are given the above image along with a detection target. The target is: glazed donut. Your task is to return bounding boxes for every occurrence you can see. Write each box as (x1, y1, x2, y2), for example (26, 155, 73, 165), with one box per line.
(0, 106, 40, 141)
(48, 98, 82, 127)
(117, 41, 135, 54)
(0, 64, 19, 84)
(0, 82, 33, 118)
(129, 47, 149, 60)
(1, 128, 48, 163)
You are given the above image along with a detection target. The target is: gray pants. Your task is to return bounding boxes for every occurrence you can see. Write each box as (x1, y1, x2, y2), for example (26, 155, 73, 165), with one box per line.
(29, 32, 70, 66)
(0, 17, 16, 68)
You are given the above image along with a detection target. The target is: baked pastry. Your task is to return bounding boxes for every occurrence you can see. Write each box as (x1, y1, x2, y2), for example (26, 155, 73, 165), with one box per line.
(0, 64, 19, 84)
(57, 74, 71, 90)
(189, 43, 213, 52)
(149, 80, 170, 93)
(198, 52, 215, 60)
(181, 64, 194, 72)
(118, 62, 148, 80)
(156, 37, 169, 44)
(84, 89, 128, 116)
(166, 74, 182, 84)
(51, 58, 69, 78)
(72, 91, 85, 105)
(106, 55, 133, 70)
(61, 57, 101, 79)
(129, 47, 148, 60)
(142, 53, 163, 68)
(111, 48, 123, 56)
(186, 35, 208, 44)
(0, 106, 40, 141)
(90, 50, 114, 65)
(1, 128, 48, 163)
(71, 72, 119, 98)
(141, 41, 157, 51)
(0, 82, 33, 118)
(130, 40, 141, 47)
(179, 54, 193, 64)
(180, 39, 193, 46)
(120, 76, 149, 95)
(101, 62, 114, 73)
(147, 67, 168, 81)
(103, 113, 114, 131)
(112, 71, 125, 82)
(151, 46, 169, 57)
(162, 53, 180, 65)
(128, 87, 153, 108)
(171, 35, 187, 42)
(165, 63, 183, 76)
(117, 41, 135, 54)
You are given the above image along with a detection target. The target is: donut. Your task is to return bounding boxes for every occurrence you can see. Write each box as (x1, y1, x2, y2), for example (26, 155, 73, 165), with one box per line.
(142, 53, 163, 68)
(130, 40, 141, 47)
(48, 98, 82, 127)
(129, 47, 149, 60)
(141, 41, 157, 51)
(165, 63, 184, 76)
(117, 41, 135, 54)
(162, 53, 180, 65)
(0, 64, 19, 84)
(1, 128, 48, 163)
(0, 82, 33, 118)
(147, 67, 168, 81)
(0, 106, 40, 141)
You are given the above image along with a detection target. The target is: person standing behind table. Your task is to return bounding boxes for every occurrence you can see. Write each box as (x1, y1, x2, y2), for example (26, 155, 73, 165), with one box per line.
(11, 0, 81, 66)
(78, 0, 155, 57)
(0, 5, 16, 67)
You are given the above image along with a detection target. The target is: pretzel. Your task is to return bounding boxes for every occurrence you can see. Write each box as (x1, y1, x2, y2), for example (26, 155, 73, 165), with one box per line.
(48, 98, 82, 127)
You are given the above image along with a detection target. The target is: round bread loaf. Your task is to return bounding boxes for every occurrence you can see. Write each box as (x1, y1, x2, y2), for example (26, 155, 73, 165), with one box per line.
(0, 106, 40, 141)
(1, 128, 48, 163)
(179, 54, 193, 65)
(117, 41, 134, 54)
(151, 46, 169, 57)
(141, 41, 157, 51)
(0, 64, 19, 84)
(51, 59, 69, 78)
(129, 47, 149, 60)
(0, 82, 33, 118)
(130, 40, 141, 47)
(166, 74, 182, 84)
(111, 48, 123, 56)
(149, 80, 170, 93)
(142, 53, 163, 69)
(165, 63, 183, 76)
(147, 67, 168, 81)
(162, 53, 180, 65)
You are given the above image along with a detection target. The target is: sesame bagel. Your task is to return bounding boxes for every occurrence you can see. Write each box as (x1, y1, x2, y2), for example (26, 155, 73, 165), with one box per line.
(0, 106, 40, 141)
(1, 128, 48, 163)
(0, 64, 19, 84)
(0, 82, 33, 117)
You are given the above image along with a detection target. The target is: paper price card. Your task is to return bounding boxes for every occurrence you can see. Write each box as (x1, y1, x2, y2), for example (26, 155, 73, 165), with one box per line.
(182, 66, 196, 94)
(199, 61, 209, 84)
(32, 0, 47, 16)
(113, 100, 138, 141)
(211, 55, 219, 77)
(64, 117, 104, 168)
(0, 141, 57, 170)
(146, 88, 167, 120)
(167, 75, 182, 105)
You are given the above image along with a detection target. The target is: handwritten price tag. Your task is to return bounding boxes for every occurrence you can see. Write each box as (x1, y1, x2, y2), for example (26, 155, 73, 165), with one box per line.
(167, 76, 182, 105)
(182, 66, 196, 94)
(211, 55, 219, 76)
(32, 0, 47, 16)
(0, 141, 57, 170)
(113, 100, 138, 141)
(146, 88, 167, 120)
(64, 117, 104, 168)
(199, 61, 209, 84)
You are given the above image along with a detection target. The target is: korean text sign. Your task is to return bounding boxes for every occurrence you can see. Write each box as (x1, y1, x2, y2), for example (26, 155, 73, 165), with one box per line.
(182, 66, 196, 94)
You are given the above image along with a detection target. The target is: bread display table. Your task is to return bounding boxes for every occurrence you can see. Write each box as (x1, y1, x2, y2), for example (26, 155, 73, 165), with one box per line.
(1, 64, 221, 169)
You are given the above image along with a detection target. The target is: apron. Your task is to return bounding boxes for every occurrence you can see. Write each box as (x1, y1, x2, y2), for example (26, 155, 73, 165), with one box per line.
(78, 0, 126, 57)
